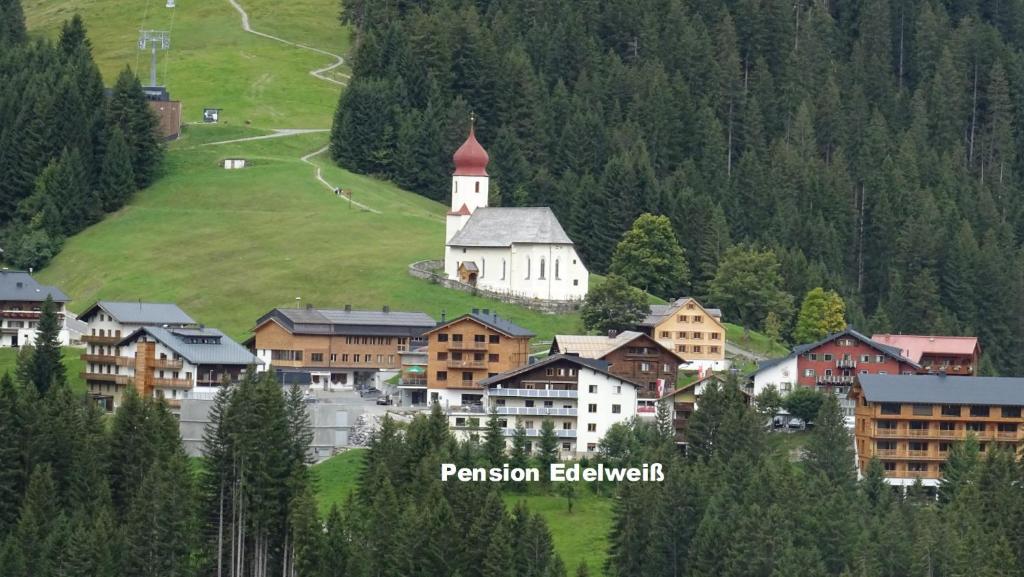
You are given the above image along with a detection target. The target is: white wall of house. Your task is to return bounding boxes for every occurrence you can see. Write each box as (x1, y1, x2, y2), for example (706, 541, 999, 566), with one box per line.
(751, 357, 798, 396)
(575, 368, 638, 453)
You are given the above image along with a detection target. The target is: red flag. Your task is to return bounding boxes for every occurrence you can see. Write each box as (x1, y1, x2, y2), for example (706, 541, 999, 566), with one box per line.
(656, 378, 665, 398)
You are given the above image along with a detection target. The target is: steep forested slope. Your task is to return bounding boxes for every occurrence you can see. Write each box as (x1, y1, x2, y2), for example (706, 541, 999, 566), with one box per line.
(332, 0, 1024, 373)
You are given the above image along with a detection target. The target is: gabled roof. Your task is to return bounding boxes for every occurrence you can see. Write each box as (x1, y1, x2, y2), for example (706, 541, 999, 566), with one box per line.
(658, 373, 750, 401)
(118, 326, 262, 366)
(478, 353, 632, 387)
(857, 374, 1024, 406)
(255, 307, 436, 337)
(0, 270, 69, 302)
(80, 301, 195, 325)
(425, 311, 535, 338)
(870, 334, 980, 363)
(750, 327, 919, 377)
(641, 297, 722, 327)
(550, 330, 686, 362)
(447, 207, 574, 247)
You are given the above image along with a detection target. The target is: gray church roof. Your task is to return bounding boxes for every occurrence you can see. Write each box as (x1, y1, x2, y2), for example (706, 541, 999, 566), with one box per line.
(118, 326, 261, 366)
(859, 374, 1024, 406)
(0, 270, 69, 302)
(80, 301, 195, 325)
(447, 207, 574, 247)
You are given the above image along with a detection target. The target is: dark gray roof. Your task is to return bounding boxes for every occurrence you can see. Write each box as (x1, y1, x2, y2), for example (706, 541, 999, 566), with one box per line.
(80, 301, 195, 325)
(859, 374, 1024, 405)
(428, 312, 535, 338)
(641, 298, 722, 326)
(478, 354, 622, 387)
(118, 326, 262, 366)
(0, 270, 69, 302)
(257, 307, 436, 337)
(447, 207, 574, 247)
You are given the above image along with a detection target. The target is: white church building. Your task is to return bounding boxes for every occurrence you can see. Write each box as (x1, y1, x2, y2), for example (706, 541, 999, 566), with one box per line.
(443, 124, 589, 301)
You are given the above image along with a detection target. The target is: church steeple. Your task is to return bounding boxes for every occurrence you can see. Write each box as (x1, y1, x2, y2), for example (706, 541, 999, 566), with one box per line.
(452, 114, 489, 176)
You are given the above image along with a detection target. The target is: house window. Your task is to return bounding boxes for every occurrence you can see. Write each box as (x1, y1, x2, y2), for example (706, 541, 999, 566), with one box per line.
(808, 353, 818, 360)
(677, 345, 686, 353)
(692, 332, 702, 340)
(612, 404, 621, 414)
(561, 442, 572, 451)
(501, 259, 506, 280)
(823, 354, 833, 361)
(883, 462, 896, 472)
(526, 400, 535, 407)
(875, 355, 884, 363)
(588, 385, 597, 393)
(660, 331, 671, 338)
(879, 403, 901, 415)
(562, 423, 571, 431)
(539, 258, 546, 280)
(710, 346, 720, 354)
(462, 371, 473, 381)
(970, 406, 990, 417)
(1002, 407, 1022, 418)
(613, 385, 622, 394)
(488, 354, 499, 363)
(452, 334, 463, 342)
(678, 315, 687, 322)
(860, 354, 870, 362)
(438, 334, 449, 342)
(694, 315, 703, 323)
(912, 404, 933, 416)
(436, 371, 447, 381)
(437, 352, 448, 360)
(587, 443, 597, 451)
(330, 353, 337, 362)
(311, 353, 324, 362)
(573, 279, 579, 286)
(588, 404, 597, 413)
(489, 335, 500, 344)
(710, 332, 720, 340)
(544, 401, 554, 408)
(804, 369, 816, 377)
(639, 363, 651, 373)
(692, 345, 702, 353)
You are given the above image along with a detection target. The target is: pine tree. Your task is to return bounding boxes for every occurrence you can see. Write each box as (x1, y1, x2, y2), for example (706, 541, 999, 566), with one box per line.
(537, 420, 559, 483)
(483, 408, 505, 467)
(96, 125, 135, 212)
(27, 296, 66, 396)
(938, 435, 981, 504)
(10, 465, 60, 577)
(0, 373, 23, 535)
(804, 394, 856, 488)
(122, 452, 195, 577)
(107, 67, 163, 188)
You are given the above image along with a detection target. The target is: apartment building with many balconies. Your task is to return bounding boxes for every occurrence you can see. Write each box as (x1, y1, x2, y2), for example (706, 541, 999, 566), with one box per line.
(424, 309, 534, 408)
(850, 373, 1024, 487)
(448, 354, 640, 457)
(0, 270, 73, 348)
(80, 301, 197, 408)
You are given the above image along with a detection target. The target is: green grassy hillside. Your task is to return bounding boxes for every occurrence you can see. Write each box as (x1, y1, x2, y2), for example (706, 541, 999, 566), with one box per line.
(24, 0, 349, 128)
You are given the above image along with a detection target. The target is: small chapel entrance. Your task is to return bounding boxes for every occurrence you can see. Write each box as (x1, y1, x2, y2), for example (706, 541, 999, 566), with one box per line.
(458, 262, 479, 285)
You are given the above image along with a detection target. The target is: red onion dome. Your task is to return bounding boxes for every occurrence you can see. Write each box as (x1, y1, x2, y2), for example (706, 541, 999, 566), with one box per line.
(453, 125, 489, 176)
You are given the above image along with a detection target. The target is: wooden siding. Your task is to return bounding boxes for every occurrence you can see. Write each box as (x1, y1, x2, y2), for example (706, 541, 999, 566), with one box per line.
(426, 317, 531, 390)
(254, 320, 410, 371)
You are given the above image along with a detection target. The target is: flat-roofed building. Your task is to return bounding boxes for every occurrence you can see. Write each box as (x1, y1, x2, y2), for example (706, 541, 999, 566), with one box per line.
(251, 306, 436, 389)
(850, 374, 1024, 487)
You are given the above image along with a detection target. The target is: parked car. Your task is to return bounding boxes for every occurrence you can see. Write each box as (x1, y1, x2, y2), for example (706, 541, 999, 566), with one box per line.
(376, 395, 393, 406)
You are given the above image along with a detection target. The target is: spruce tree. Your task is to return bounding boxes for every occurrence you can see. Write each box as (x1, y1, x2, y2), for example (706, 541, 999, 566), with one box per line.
(804, 393, 856, 488)
(107, 67, 163, 188)
(483, 408, 506, 467)
(0, 373, 23, 535)
(537, 419, 559, 483)
(27, 296, 66, 396)
(96, 126, 135, 213)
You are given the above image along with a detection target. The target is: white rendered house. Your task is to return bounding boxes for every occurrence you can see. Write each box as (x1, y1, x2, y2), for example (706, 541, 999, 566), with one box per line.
(443, 125, 589, 301)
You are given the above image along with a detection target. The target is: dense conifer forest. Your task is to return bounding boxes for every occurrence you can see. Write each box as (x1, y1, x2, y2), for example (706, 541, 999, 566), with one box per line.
(331, 0, 1024, 373)
(0, 3, 162, 270)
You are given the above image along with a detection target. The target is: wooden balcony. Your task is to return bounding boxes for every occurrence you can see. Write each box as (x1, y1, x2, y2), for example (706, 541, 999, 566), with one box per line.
(81, 372, 129, 385)
(447, 359, 486, 369)
(672, 418, 688, 430)
(83, 334, 120, 345)
(674, 402, 695, 413)
(883, 470, 936, 479)
(160, 398, 182, 408)
(836, 359, 857, 369)
(152, 377, 192, 389)
(0, 310, 43, 320)
(81, 354, 118, 365)
(151, 358, 184, 370)
(870, 426, 1018, 441)
(446, 341, 488, 351)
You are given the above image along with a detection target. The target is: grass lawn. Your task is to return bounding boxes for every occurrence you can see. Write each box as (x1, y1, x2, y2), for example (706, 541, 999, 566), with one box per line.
(313, 448, 365, 515)
(314, 450, 614, 571)
(24, 0, 349, 128)
(725, 322, 789, 358)
(767, 430, 811, 460)
(0, 347, 87, 392)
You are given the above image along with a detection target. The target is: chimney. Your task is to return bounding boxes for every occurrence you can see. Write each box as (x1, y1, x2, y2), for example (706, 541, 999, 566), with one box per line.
(383, 305, 390, 313)
(16, 282, 23, 289)
(440, 309, 447, 323)
(608, 329, 618, 339)
(344, 304, 352, 312)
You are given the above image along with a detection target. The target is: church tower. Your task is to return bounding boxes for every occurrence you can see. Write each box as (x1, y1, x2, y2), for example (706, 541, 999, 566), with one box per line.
(446, 118, 490, 243)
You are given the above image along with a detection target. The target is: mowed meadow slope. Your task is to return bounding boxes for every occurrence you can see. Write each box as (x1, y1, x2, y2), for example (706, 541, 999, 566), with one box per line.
(22, 0, 582, 341)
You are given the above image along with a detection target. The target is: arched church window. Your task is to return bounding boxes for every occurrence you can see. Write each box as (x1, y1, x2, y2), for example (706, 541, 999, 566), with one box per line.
(539, 258, 546, 280)
(501, 259, 506, 280)
(481, 258, 486, 278)
(475, 181, 480, 193)
(525, 257, 531, 279)
(555, 259, 560, 280)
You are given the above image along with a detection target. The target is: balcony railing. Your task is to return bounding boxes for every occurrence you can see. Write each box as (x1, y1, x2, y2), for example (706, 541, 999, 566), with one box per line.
(447, 359, 486, 369)
(883, 470, 936, 479)
(489, 388, 578, 398)
(496, 406, 577, 416)
(152, 377, 192, 389)
(817, 375, 855, 384)
(81, 372, 129, 385)
(500, 428, 576, 438)
(399, 378, 427, 387)
(81, 354, 119, 365)
(672, 418, 688, 430)
(151, 358, 184, 370)
(449, 405, 486, 414)
(871, 426, 1016, 440)
(674, 402, 695, 413)
(83, 334, 121, 345)
(447, 341, 488, 350)
(836, 359, 857, 368)
(0, 310, 47, 320)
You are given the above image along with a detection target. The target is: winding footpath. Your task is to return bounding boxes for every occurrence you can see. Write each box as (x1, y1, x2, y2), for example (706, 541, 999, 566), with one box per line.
(226, 0, 349, 86)
(219, 0, 384, 213)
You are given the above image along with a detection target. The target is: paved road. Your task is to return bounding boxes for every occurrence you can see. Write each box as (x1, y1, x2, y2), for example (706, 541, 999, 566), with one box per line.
(226, 0, 349, 86)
